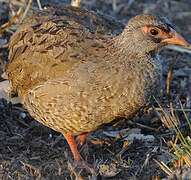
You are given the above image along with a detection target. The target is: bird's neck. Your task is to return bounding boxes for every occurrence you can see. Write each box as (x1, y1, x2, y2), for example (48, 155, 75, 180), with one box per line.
(107, 32, 158, 65)
(104, 32, 163, 81)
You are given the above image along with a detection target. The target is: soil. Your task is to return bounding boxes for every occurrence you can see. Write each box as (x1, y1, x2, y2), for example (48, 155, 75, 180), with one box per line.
(0, 0, 191, 179)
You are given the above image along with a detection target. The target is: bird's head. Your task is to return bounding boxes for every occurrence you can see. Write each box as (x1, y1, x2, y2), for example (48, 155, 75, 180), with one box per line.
(118, 14, 188, 57)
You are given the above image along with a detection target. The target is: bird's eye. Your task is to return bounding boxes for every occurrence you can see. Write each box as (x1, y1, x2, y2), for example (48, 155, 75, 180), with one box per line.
(150, 29, 159, 36)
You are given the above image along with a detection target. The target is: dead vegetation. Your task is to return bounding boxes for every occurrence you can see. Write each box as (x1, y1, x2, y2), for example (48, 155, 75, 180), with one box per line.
(0, 0, 191, 179)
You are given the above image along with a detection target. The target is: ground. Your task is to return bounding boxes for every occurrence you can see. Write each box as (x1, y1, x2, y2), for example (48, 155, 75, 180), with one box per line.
(0, 0, 191, 179)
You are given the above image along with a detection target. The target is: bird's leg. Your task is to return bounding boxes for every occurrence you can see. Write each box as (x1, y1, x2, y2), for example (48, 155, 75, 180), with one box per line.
(64, 134, 81, 161)
(76, 133, 110, 147)
(76, 133, 89, 157)
(63, 134, 96, 175)
(76, 133, 88, 147)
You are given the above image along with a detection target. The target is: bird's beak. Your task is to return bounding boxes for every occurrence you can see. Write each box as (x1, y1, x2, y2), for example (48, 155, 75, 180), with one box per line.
(161, 28, 188, 47)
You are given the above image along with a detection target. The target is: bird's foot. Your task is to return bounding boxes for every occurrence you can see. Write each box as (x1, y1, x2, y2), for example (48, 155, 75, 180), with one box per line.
(64, 134, 97, 176)
(67, 160, 98, 179)
(74, 159, 97, 175)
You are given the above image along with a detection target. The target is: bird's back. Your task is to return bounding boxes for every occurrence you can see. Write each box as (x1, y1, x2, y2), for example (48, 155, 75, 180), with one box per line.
(6, 5, 123, 97)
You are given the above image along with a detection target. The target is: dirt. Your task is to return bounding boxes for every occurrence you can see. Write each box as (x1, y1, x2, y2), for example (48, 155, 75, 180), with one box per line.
(0, 0, 191, 179)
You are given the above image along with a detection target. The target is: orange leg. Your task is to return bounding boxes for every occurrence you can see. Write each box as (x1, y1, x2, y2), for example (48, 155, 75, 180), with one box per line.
(63, 134, 81, 161)
(76, 133, 110, 147)
(76, 133, 88, 147)
(63, 134, 96, 175)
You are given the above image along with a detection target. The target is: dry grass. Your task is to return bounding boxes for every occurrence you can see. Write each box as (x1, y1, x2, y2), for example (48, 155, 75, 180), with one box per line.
(155, 101, 191, 178)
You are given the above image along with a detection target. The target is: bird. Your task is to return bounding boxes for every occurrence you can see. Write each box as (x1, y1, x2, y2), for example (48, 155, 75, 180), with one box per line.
(5, 5, 188, 174)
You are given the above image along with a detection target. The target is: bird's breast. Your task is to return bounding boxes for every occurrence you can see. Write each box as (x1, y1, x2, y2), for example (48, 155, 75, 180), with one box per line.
(23, 58, 161, 136)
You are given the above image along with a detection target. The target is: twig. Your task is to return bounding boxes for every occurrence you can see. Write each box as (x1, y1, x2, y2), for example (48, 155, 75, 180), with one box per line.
(135, 122, 157, 131)
(154, 159, 173, 176)
(169, 135, 178, 152)
(0, 7, 23, 30)
(166, 68, 172, 95)
(11, 0, 25, 7)
(155, 107, 191, 112)
(166, 45, 191, 54)
(20, 0, 32, 22)
(36, 0, 43, 10)
(67, 161, 83, 180)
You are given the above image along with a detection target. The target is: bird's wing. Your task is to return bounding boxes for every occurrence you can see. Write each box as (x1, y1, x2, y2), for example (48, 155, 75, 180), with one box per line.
(44, 5, 124, 36)
(6, 7, 114, 97)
